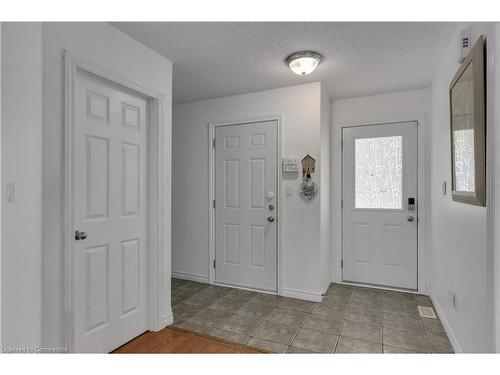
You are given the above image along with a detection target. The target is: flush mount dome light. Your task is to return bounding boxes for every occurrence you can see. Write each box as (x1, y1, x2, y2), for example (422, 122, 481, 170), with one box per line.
(285, 51, 322, 76)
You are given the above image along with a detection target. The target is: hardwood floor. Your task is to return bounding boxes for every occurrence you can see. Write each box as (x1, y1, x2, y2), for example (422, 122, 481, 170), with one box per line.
(112, 327, 266, 354)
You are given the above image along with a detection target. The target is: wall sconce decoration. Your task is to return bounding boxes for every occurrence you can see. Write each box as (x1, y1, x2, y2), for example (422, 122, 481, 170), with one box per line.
(299, 154, 318, 200)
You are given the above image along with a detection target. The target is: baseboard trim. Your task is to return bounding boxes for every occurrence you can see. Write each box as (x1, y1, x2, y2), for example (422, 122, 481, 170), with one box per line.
(429, 292, 462, 353)
(154, 311, 173, 332)
(282, 287, 323, 302)
(172, 270, 209, 284)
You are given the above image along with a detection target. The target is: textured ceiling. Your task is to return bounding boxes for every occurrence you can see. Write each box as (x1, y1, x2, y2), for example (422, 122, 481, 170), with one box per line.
(111, 22, 458, 104)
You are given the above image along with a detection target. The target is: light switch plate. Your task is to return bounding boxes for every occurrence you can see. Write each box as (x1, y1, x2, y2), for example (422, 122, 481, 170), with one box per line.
(282, 157, 300, 173)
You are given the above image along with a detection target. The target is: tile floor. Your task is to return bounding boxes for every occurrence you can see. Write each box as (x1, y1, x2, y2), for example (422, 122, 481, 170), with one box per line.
(170, 278, 453, 354)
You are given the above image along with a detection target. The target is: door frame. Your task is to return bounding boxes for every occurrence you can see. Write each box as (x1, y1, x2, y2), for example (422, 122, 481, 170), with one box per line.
(339, 119, 428, 294)
(62, 51, 168, 352)
(208, 114, 283, 295)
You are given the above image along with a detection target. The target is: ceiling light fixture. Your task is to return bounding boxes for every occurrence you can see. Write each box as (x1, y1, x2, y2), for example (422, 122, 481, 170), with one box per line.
(285, 51, 322, 76)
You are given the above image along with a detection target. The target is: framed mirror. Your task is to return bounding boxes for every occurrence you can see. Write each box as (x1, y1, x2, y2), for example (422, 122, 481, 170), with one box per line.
(449, 35, 485, 206)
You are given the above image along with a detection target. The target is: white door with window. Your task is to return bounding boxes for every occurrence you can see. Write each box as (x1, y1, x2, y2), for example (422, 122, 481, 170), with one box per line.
(72, 70, 148, 352)
(215, 121, 278, 292)
(342, 122, 418, 290)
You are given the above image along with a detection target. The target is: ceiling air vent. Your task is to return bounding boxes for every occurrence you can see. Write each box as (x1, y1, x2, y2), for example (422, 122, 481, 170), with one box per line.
(458, 28, 471, 63)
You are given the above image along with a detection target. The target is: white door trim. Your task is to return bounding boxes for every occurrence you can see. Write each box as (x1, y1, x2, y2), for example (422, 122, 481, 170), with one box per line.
(208, 114, 284, 295)
(338, 118, 428, 295)
(63, 51, 169, 352)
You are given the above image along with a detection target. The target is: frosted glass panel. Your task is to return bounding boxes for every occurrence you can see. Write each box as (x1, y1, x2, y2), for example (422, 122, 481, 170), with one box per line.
(453, 128, 475, 192)
(355, 136, 402, 209)
(451, 62, 476, 193)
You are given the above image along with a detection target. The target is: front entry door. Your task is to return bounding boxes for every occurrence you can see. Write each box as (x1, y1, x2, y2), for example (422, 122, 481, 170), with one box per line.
(72, 70, 148, 352)
(342, 122, 418, 290)
(215, 121, 278, 292)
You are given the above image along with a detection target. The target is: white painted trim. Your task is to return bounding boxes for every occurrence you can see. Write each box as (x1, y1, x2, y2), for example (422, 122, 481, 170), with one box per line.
(429, 292, 462, 353)
(162, 312, 174, 328)
(338, 119, 428, 294)
(282, 287, 323, 303)
(208, 114, 284, 295)
(62, 51, 168, 352)
(492, 22, 500, 353)
(172, 270, 209, 284)
(0, 23, 2, 347)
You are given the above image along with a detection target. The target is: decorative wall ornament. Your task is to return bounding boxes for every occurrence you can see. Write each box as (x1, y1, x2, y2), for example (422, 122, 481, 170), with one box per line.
(301, 154, 316, 175)
(299, 173, 318, 200)
(299, 154, 317, 200)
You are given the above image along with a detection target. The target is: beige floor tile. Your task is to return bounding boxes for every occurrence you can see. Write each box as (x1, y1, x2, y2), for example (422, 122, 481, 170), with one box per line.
(247, 337, 288, 353)
(335, 337, 382, 353)
(427, 333, 454, 353)
(291, 328, 337, 353)
(302, 314, 342, 335)
(341, 320, 382, 343)
(280, 298, 318, 313)
(211, 329, 250, 344)
(267, 308, 308, 328)
(383, 326, 430, 353)
(218, 314, 263, 336)
(254, 321, 299, 346)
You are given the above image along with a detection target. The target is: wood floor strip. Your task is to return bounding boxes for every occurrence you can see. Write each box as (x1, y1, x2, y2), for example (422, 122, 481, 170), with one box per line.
(112, 326, 268, 354)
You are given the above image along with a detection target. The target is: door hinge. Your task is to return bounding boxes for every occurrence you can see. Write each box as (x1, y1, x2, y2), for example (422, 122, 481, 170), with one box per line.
(341, 139, 343, 149)
(341, 200, 343, 209)
(341, 259, 343, 268)
(213, 199, 216, 209)
(213, 259, 216, 269)
(213, 138, 216, 148)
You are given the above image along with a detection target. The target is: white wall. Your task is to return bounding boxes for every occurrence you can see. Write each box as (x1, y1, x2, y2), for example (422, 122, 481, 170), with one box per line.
(330, 89, 431, 290)
(172, 82, 330, 300)
(495, 22, 500, 354)
(41, 22, 173, 349)
(0, 21, 2, 347)
(1, 23, 44, 348)
(320, 84, 331, 293)
(428, 23, 496, 353)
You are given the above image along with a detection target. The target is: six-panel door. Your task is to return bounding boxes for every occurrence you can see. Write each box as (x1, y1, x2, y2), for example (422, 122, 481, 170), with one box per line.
(215, 121, 278, 292)
(72, 70, 148, 352)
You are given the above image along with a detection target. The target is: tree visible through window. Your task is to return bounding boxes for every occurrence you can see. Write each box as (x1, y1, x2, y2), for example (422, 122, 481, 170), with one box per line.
(355, 136, 402, 209)
(453, 129, 475, 192)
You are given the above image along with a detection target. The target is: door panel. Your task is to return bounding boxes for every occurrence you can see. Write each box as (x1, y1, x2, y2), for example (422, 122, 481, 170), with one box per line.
(73, 70, 148, 352)
(215, 121, 278, 292)
(342, 122, 418, 290)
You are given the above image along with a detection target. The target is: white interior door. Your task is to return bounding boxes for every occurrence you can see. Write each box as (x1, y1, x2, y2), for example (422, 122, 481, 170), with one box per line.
(342, 122, 418, 290)
(215, 121, 278, 292)
(72, 70, 148, 352)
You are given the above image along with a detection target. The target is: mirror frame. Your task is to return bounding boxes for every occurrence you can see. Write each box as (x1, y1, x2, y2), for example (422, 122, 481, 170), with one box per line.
(449, 35, 486, 206)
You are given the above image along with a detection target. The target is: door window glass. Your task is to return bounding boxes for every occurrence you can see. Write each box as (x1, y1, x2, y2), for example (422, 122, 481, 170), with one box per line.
(355, 136, 402, 209)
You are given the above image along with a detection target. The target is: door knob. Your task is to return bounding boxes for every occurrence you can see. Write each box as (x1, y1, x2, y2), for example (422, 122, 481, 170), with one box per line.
(407, 216, 415, 222)
(75, 230, 87, 240)
(267, 216, 275, 223)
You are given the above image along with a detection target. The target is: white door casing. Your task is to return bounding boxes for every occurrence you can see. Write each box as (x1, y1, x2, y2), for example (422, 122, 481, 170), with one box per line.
(342, 122, 418, 290)
(215, 121, 278, 292)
